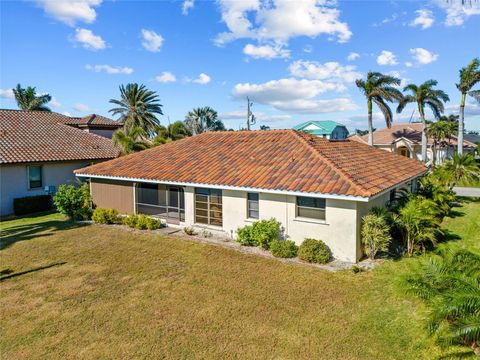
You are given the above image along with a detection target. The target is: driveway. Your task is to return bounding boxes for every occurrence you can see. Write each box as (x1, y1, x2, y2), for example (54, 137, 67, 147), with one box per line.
(454, 187, 480, 197)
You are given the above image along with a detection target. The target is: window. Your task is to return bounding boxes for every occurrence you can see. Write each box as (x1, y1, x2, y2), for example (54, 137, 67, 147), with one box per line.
(296, 196, 326, 220)
(195, 188, 222, 226)
(136, 184, 185, 223)
(247, 193, 259, 219)
(28, 165, 42, 189)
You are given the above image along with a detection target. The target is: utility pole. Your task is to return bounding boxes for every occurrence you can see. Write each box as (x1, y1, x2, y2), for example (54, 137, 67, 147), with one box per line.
(246, 97, 256, 130)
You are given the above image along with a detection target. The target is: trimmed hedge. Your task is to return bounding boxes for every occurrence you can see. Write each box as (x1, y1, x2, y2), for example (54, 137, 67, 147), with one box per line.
(122, 214, 163, 230)
(237, 218, 281, 249)
(270, 240, 298, 258)
(13, 195, 53, 216)
(92, 208, 120, 224)
(298, 239, 331, 264)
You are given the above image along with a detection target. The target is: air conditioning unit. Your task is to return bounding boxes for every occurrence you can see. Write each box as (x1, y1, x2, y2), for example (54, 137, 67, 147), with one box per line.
(44, 185, 56, 194)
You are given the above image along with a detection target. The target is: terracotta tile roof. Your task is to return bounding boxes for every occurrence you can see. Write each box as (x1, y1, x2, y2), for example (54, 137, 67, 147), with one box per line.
(63, 114, 123, 128)
(351, 123, 476, 147)
(75, 129, 427, 198)
(0, 109, 120, 164)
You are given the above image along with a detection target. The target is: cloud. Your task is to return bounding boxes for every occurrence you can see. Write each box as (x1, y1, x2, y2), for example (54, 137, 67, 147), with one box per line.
(73, 103, 93, 112)
(231, 78, 358, 114)
(215, 0, 352, 46)
(289, 60, 361, 83)
(410, 9, 434, 29)
(187, 73, 211, 85)
(182, 0, 194, 15)
(50, 97, 62, 108)
(85, 64, 133, 74)
(434, 0, 480, 26)
(346, 52, 359, 61)
(219, 111, 292, 123)
(141, 29, 163, 52)
(409, 47, 438, 65)
(0, 88, 14, 99)
(243, 43, 290, 59)
(62, 111, 72, 117)
(372, 11, 406, 27)
(376, 50, 398, 66)
(155, 71, 177, 83)
(73, 28, 106, 50)
(303, 45, 313, 53)
(35, 0, 102, 26)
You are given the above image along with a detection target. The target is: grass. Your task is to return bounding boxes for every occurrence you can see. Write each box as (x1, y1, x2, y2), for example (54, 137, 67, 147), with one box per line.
(0, 203, 479, 359)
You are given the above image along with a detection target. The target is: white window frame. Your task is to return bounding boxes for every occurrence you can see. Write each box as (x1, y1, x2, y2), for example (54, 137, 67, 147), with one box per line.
(296, 196, 326, 221)
(246, 192, 259, 219)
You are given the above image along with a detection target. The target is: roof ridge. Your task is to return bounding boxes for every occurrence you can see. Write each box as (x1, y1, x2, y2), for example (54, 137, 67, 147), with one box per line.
(290, 130, 366, 194)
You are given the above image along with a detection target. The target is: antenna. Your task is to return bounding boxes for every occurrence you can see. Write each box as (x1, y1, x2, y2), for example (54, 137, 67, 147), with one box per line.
(409, 109, 415, 123)
(246, 97, 256, 130)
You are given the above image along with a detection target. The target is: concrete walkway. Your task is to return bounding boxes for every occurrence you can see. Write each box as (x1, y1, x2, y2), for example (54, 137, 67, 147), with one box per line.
(453, 187, 480, 197)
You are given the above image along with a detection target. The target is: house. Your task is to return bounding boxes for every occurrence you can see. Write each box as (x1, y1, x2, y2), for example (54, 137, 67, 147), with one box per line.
(75, 130, 426, 262)
(0, 109, 121, 216)
(293, 120, 349, 140)
(349, 123, 476, 164)
(61, 114, 123, 139)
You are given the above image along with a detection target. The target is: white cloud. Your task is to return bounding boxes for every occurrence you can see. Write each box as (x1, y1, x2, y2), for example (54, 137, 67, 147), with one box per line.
(73, 28, 106, 50)
(219, 111, 291, 123)
(303, 45, 313, 53)
(36, 0, 102, 26)
(50, 98, 62, 108)
(289, 60, 361, 83)
(73, 103, 93, 112)
(409, 47, 438, 65)
(182, 0, 194, 15)
(434, 0, 480, 26)
(376, 50, 398, 66)
(85, 64, 133, 74)
(215, 0, 352, 46)
(373, 12, 406, 27)
(62, 111, 72, 117)
(141, 29, 163, 52)
(243, 43, 290, 59)
(405, 61, 413, 67)
(155, 71, 177, 83)
(188, 73, 211, 85)
(0, 88, 14, 99)
(410, 9, 434, 29)
(346, 52, 359, 61)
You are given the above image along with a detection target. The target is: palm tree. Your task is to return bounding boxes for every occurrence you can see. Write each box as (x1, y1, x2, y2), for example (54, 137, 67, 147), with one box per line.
(152, 121, 191, 146)
(109, 83, 163, 136)
(112, 127, 150, 155)
(397, 80, 450, 162)
(355, 72, 404, 146)
(457, 58, 480, 155)
(442, 153, 480, 187)
(427, 121, 449, 167)
(184, 107, 225, 135)
(12, 84, 52, 111)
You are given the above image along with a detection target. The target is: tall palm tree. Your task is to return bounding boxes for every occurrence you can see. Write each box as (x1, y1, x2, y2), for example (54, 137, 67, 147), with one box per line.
(457, 58, 480, 155)
(112, 127, 150, 155)
(355, 72, 403, 146)
(397, 80, 450, 162)
(184, 107, 225, 135)
(109, 83, 163, 136)
(12, 84, 52, 111)
(427, 121, 449, 167)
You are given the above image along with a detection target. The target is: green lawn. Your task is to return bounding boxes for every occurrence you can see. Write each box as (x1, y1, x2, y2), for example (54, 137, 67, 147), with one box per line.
(0, 203, 478, 360)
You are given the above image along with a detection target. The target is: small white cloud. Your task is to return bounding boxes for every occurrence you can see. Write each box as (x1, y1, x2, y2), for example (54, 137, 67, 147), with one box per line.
(0, 88, 14, 99)
(85, 64, 133, 74)
(188, 73, 211, 85)
(243, 43, 290, 60)
(182, 0, 194, 15)
(289, 60, 360, 83)
(63, 111, 72, 117)
(376, 50, 398, 66)
(410, 9, 435, 29)
(155, 71, 176, 83)
(50, 97, 62, 108)
(141, 29, 163, 52)
(434, 0, 480, 26)
(409, 47, 438, 65)
(36, 0, 102, 26)
(346, 52, 360, 61)
(73, 28, 106, 50)
(405, 61, 413, 67)
(303, 45, 313, 53)
(73, 103, 93, 112)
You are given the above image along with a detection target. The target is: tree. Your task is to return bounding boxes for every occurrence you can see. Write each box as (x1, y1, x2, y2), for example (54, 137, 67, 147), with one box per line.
(184, 107, 225, 135)
(427, 120, 451, 167)
(152, 121, 191, 145)
(457, 58, 480, 155)
(361, 210, 392, 260)
(397, 80, 450, 162)
(53, 183, 92, 220)
(109, 83, 163, 136)
(355, 72, 403, 146)
(112, 127, 150, 155)
(12, 84, 52, 111)
(442, 153, 480, 187)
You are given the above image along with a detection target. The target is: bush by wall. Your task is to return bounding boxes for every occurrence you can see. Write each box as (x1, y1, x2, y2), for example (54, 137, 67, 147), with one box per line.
(92, 208, 120, 224)
(269, 239, 298, 258)
(53, 183, 92, 220)
(13, 195, 53, 216)
(361, 211, 392, 260)
(298, 239, 331, 264)
(236, 218, 281, 249)
(122, 213, 163, 230)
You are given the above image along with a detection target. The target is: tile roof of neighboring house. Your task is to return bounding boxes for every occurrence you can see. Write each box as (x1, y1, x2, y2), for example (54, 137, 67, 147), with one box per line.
(350, 123, 476, 147)
(63, 114, 123, 128)
(75, 129, 426, 198)
(293, 120, 348, 136)
(0, 109, 120, 164)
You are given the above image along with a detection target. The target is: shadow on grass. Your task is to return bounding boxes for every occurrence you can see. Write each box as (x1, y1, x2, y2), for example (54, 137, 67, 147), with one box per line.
(0, 261, 66, 281)
(437, 349, 476, 359)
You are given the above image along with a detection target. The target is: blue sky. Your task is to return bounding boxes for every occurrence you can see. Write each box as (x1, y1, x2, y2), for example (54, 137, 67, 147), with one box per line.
(1, 0, 479, 132)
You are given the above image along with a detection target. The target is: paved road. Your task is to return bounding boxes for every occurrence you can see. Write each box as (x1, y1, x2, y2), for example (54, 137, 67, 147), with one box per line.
(453, 187, 480, 197)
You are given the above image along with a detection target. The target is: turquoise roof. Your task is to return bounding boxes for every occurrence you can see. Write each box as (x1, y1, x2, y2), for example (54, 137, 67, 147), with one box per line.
(293, 120, 347, 136)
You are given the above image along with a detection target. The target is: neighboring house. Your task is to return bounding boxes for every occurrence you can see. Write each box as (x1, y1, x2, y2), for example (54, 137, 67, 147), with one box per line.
(61, 114, 123, 139)
(293, 120, 349, 140)
(0, 109, 120, 216)
(75, 130, 426, 262)
(349, 123, 476, 164)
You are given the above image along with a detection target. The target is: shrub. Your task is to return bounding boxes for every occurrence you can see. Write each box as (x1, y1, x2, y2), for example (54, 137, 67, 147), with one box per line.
(236, 218, 281, 249)
(269, 240, 298, 258)
(361, 212, 392, 260)
(53, 183, 91, 220)
(237, 225, 256, 246)
(122, 214, 138, 228)
(92, 208, 120, 224)
(183, 226, 198, 236)
(13, 195, 52, 215)
(135, 214, 162, 230)
(298, 239, 331, 264)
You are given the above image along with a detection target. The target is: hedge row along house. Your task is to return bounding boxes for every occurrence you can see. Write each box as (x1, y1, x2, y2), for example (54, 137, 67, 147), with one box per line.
(0, 109, 121, 216)
(75, 129, 426, 262)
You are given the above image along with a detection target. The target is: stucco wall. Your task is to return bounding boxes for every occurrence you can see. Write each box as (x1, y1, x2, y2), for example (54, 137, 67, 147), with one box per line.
(90, 179, 135, 214)
(0, 161, 93, 216)
(83, 128, 117, 139)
